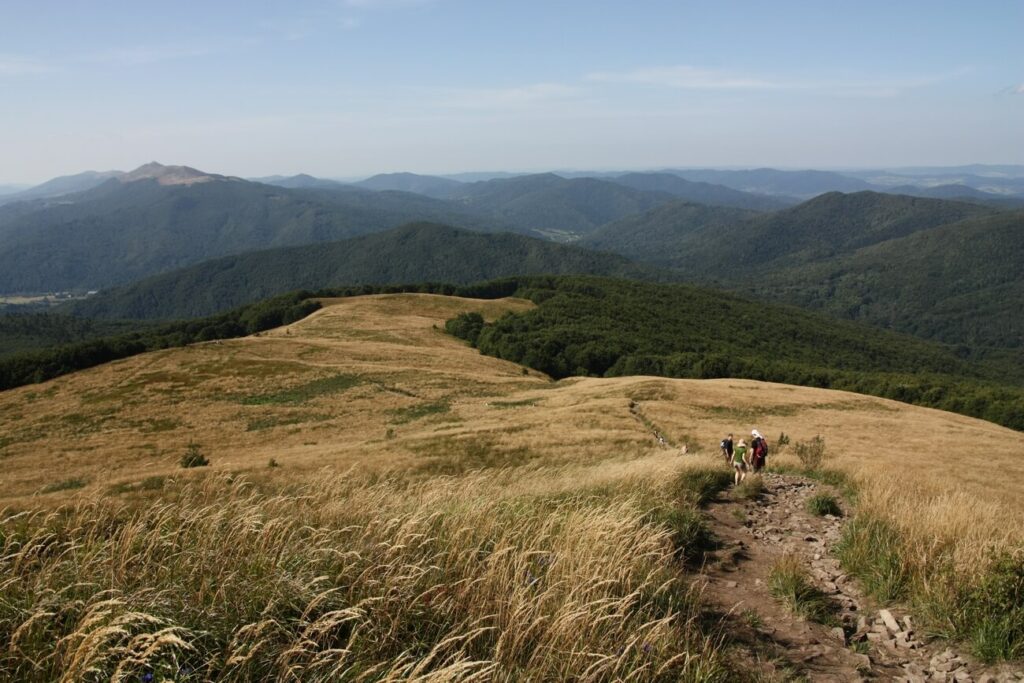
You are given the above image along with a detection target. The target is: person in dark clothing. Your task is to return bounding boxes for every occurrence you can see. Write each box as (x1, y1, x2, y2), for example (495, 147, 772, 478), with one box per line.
(720, 433, 734, 464)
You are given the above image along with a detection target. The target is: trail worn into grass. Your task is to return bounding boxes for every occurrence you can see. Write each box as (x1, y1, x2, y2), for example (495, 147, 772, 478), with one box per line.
(695, 471, 1024, 682)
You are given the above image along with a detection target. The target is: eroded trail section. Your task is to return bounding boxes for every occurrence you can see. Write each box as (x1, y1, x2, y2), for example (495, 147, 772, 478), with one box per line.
(698, 472, 1023, 682)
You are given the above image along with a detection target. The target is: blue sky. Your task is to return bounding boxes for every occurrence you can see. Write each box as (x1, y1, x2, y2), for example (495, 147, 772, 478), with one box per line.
(1, 0, 1022, 183)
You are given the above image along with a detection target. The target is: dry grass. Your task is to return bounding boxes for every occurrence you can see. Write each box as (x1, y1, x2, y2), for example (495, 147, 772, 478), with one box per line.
(2, 293, 1024, 668)
(1, 458, 733, 680)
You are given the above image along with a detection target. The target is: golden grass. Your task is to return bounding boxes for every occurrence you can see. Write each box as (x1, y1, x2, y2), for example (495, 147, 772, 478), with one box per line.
(2, 292, 1024, 670)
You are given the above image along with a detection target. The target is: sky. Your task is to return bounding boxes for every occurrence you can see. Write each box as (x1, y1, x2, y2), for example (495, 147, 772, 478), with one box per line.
(1, 0, 1022, 184)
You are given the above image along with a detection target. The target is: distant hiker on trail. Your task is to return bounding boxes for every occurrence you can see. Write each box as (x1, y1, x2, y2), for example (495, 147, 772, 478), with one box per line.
(720, 433, 734, 464)
(732, 439, 748, 485)
(750, 429, 768, 472)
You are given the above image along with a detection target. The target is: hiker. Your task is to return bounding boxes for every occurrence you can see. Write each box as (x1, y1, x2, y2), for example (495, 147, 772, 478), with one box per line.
(732, 439, 748, 485)
(720, 433, 734, 464)
(750, 429, 769, 472)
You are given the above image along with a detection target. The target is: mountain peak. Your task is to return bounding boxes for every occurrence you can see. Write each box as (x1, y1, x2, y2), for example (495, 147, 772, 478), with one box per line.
(120, 162, 222, 186)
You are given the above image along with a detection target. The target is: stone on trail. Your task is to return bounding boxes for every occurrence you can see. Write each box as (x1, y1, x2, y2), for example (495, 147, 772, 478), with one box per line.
(830, 626, 846, 643)
(880, 608, 902, 633)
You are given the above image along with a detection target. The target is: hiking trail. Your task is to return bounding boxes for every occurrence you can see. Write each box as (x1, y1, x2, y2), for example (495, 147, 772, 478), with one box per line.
(694, 470, 1024, 682)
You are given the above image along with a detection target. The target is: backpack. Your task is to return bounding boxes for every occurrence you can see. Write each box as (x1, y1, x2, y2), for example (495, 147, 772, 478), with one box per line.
(755, 437, 768, 458)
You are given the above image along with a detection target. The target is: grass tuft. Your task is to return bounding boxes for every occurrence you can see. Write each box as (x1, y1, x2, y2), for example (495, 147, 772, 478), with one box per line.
(734, 475, 764, 501)
(806, 493, 842, 517)
(768, 554, 838, 624)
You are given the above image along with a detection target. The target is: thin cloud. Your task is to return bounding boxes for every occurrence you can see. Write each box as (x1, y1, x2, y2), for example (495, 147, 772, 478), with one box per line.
(588, 65, 783, 90)
(585, 64, 971, 96)
(340, 0, 435, 8)
(428, 83, 587, 110)
(0, 55, 54, 75)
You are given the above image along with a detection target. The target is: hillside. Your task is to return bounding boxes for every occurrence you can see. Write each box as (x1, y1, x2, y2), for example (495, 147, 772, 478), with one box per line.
(444, 173, 676, 239)
(747, 210, 1024, 349)
(669, 168, 875, 198)
(0, 312, 145, 359)
(579, 201, 759, 265)
(0, 164, 513, 293)
(354, 172, 464, 197)
(608, 172, 791, 211)
(624, 191, 994, 276)
(69, 223, 665, 319)
(2, 293, 1023, 679)
(447, 276, 1024, 429)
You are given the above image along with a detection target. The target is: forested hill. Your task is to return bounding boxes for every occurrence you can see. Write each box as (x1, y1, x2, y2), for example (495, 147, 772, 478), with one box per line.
(664, 191, 994, 275)
(745, 210, 1024, 349)
(444, 276, 1024, 430)
(69, 223, 667, 320)
(0, 173, 511, 293)
(606, 172, 792, 211)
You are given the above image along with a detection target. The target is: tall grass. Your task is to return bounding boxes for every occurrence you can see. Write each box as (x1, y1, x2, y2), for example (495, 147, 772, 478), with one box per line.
(836, 474, 1024, 662)
(0, 462, 733, 681)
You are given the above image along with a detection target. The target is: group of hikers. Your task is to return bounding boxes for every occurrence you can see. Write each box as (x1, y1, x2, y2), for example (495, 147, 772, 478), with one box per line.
(720, 430, 769, 485)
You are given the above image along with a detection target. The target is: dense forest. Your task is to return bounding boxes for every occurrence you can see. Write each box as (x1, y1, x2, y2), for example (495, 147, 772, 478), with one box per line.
(0, 313, 146, 359)
(444, 276, 1024, 430)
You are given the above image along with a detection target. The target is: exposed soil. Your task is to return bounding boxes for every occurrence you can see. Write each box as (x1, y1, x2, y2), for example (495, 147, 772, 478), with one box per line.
(693, 470, 1024, 682)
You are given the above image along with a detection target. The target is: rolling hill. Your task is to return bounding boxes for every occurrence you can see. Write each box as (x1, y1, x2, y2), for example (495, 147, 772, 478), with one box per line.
(579, 201, 759, 265)
(668, 168, 875, 198)
(443, 173, 676, 239)
(354, 172, 464, 197)
(68, 223, 666, 320)
(607, 172, 792, 211)
(3, 290, 1023, 679)
(0, 163, 516, 293)
(746, 210, 1024, 349)
(622, 191, 994, 276)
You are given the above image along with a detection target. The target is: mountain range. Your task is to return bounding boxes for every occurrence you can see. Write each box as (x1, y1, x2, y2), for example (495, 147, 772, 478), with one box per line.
(68, 223, 665, 320)
(2, 160, 1022, 359)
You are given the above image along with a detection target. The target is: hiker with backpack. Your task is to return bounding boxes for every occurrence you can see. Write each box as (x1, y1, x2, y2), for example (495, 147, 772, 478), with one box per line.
(750, 429, 769, 472)
(720, 433, 734, 464)
(732, 438, 749, 485)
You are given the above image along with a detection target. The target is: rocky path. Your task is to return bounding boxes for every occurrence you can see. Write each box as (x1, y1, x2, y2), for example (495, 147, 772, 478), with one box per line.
(695, 471, 1024, 682)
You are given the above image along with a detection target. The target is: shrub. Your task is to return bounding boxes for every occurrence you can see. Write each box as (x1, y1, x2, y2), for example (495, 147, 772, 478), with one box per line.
(807, 494, 842, 517)
(180, 442, 209, 468)
(777, 432, 790, 449)
(140, 476, 166, 491)
(268, 458, 280, 468)
(794, 435, 827, 471)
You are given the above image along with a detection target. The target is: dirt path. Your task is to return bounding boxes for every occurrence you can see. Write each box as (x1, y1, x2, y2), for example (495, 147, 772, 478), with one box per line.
(693, 471, 1024, 682)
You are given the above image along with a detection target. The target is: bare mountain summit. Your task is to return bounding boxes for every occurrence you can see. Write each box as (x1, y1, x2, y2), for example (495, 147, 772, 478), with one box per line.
(119, 161, 228, 186)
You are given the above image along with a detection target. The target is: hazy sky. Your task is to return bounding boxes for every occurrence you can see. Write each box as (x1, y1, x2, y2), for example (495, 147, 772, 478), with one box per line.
(2, 0, 1022, 183)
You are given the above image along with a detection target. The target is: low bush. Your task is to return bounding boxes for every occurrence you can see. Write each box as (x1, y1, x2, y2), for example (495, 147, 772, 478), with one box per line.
(180, 442, 209, 468)
(793, 435, 827, 471)
(807, 494, 842, 517)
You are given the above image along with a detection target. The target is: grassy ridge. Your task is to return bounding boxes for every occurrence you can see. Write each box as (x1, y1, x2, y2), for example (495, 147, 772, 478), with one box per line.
(0, 293, 320, 391)
(446, 276, 1024, 430)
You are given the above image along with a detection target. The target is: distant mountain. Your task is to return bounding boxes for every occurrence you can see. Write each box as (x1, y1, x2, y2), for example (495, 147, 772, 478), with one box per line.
(441, 171, 525, 182)
(0, 169, 122, 205)
(251, 173, 345, 190)
(0, 163, 516, 293)
(880, 183, 1004, 200)
(747, 210, 1024, 349)
(579, 202, 758, 266)
(607, 172, 792, 211)
(660, 191, 994, 276)
(444, 173, 676, 239)
(0, 185, 27, 197)
(69, 223, 666, 319)
(667, 168, 874, 198)
(354, 172, 464, 197)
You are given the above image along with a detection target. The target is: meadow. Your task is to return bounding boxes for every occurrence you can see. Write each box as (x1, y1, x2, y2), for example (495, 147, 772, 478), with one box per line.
(1, 294, 1022, 678)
